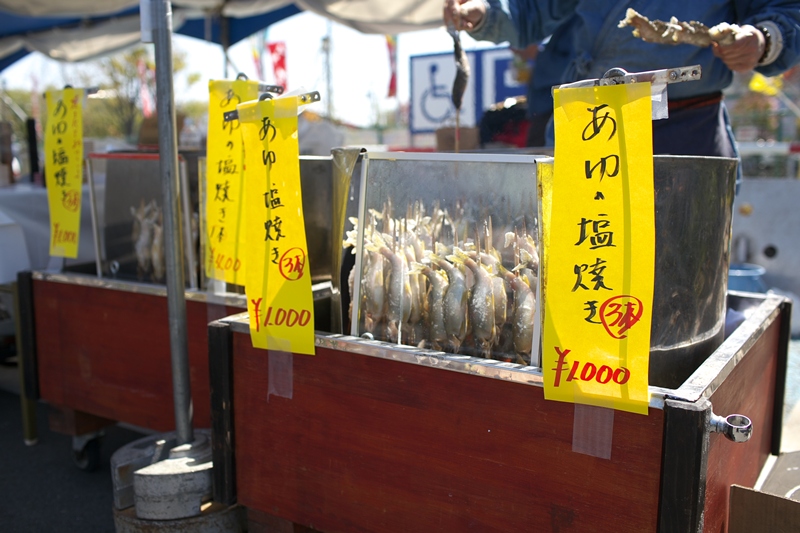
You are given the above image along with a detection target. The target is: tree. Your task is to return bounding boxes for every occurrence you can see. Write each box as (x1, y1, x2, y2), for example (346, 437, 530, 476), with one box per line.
(0, 88, 37, 175)
(77, 45, 197, 141)
(0, 88, 35, 143)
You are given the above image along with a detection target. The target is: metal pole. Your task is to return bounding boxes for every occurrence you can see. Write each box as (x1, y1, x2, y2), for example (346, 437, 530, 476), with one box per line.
(151, 0, 193, 446)
(85, 157, 103, 278)
(323, 21, 332, 118)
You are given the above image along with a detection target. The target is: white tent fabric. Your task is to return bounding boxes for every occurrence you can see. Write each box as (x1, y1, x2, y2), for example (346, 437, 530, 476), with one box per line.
(0, 0, 443, 33)
(296, 0, 441, 33)
(0, 13, 190, 64)
(0, 0, 294, 18)
(0, 0, 138, 17)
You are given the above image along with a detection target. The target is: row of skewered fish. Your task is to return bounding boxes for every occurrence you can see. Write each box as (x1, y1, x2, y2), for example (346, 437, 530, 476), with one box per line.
(345, 203, 539, 365)
(130, 200, 200, 284)
(131, 199, 166, 282)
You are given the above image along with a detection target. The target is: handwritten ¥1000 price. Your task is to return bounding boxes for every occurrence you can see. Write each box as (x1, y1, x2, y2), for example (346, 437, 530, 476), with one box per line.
(552, 347, 631, 387)
(250, 298, 311, 331)
(208, 246, 241, 273)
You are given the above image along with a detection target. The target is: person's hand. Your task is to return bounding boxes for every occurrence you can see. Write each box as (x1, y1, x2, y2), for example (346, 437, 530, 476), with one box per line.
(712, 25, 766, 72)
(443, 0, 486, 31)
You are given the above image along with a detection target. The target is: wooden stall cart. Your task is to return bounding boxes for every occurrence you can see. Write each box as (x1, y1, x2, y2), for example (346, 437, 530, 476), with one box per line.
(15, 152, 341, 469)
(16, 271, 248, 469)
(207, 292, 790, 533)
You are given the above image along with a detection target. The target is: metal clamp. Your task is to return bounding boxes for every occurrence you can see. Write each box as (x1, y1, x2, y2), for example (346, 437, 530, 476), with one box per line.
(709, 412, 753, 443)
(223, 91, 321, 122)
(235, 72, 284, 95)
(553, 65, 702, 91)
(259, 83, 285, 94)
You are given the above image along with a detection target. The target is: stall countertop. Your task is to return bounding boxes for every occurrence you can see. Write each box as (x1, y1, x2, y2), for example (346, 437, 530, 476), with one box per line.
(30, 270, 333, 308)
(220, 292, 787, 411)
(30, 270, 247, 307)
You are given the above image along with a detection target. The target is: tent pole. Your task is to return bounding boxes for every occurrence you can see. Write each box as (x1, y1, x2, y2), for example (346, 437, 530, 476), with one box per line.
(151, 0, 193, 446)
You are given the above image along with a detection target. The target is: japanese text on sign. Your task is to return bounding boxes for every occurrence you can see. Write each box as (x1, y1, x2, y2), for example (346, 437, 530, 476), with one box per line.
(44, 88, 84, 258)
(542, 83, 655, 415)
(205, 79, 260, 285)
(238, 95, 316, 356)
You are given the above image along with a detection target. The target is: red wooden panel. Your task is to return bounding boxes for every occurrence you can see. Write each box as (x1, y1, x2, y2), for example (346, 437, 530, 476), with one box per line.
(703, 318, 781, 533)
(34, 279, 235, 432)
(233, 336, 664, 533)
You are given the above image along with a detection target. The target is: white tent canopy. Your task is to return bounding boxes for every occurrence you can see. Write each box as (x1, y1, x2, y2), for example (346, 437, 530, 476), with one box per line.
(0, 0, 443, 33)
(0, 0, 444, 69)
(0, 14, 168, 64)
(297, 0, 442, 34)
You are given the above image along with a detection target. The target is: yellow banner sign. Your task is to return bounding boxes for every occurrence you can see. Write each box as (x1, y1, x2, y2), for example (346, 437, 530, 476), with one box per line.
(205, 79, 260, 285)
(238, 95, 315, 355)
(44, 88, 84, 258)
(542, 83, 655, 415)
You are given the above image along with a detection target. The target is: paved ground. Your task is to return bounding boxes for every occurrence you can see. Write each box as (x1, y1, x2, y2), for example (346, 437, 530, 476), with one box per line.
(0, 387, 145, 532)
(0, 338, 796, 532)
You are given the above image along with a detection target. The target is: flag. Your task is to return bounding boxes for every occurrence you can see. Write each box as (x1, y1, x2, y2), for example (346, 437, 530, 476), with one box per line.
(137, 58, 154, 118)
(268, 41, 287, 91)
(251, 35, 264, 80)
(386, 35, 397, 98)
(749, 72, 782, 96)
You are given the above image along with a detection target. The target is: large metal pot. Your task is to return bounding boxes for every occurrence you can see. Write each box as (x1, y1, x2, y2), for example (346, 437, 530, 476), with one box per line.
(649, 155, 738, 388)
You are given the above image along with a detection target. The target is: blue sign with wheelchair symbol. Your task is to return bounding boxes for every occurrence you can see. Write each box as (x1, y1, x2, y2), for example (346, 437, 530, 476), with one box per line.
(410, 46, 524, 135)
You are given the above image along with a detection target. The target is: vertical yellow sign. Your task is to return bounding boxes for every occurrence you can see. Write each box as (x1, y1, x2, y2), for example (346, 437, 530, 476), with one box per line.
(542, 83, 655, 415)
(205, 79, 260, 285)
(238, 96, 315, 356)
(44, 88, 84, 258)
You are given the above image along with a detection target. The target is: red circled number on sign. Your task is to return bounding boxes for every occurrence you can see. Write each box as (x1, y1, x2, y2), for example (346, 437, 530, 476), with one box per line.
(62, 189, 80, 212)
(279, 247, 306, 281)
(599, 295, 644, 340)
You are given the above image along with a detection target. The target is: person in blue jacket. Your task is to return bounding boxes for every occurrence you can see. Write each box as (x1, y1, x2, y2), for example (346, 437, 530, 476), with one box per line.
(444, 0, 800, 160)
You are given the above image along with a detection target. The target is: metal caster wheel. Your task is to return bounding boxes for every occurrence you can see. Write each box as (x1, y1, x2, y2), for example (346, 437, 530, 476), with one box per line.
(72, 432, 103, 471)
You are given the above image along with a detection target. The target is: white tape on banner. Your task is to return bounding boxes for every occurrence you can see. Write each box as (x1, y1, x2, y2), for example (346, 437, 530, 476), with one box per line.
(651, 81, 669, 120)
(268, 350, 293, 401)
(572, 404, 615, 460)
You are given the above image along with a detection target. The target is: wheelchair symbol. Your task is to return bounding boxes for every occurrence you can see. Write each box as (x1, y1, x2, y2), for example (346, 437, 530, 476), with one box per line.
(420, 63, 455, 123)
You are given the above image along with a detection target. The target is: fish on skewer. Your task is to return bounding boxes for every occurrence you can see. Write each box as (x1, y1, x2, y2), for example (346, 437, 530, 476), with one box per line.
(365, 231, 412, 344)
(410, 258, 449, 350)
(344, 217, 387, 336)
(501, 270, 536, 366)
(447, 23, 470, 153)
(402, 216, 426, 345)
(504, 226, 539, 270)
(476, 250, 509, 343)
(362, 248, 388, 335)
(483, 218, 508, 334)
(500, 225, 537, 364)
(450, 246, 496, 358)
(505, 226, 539, 292)
(448, 27, 470, 112)
(131, 199, 158, 281)
(429, 251, 469, 353)
(618, 8, 738, 47)
(151, 209, 165, 282)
